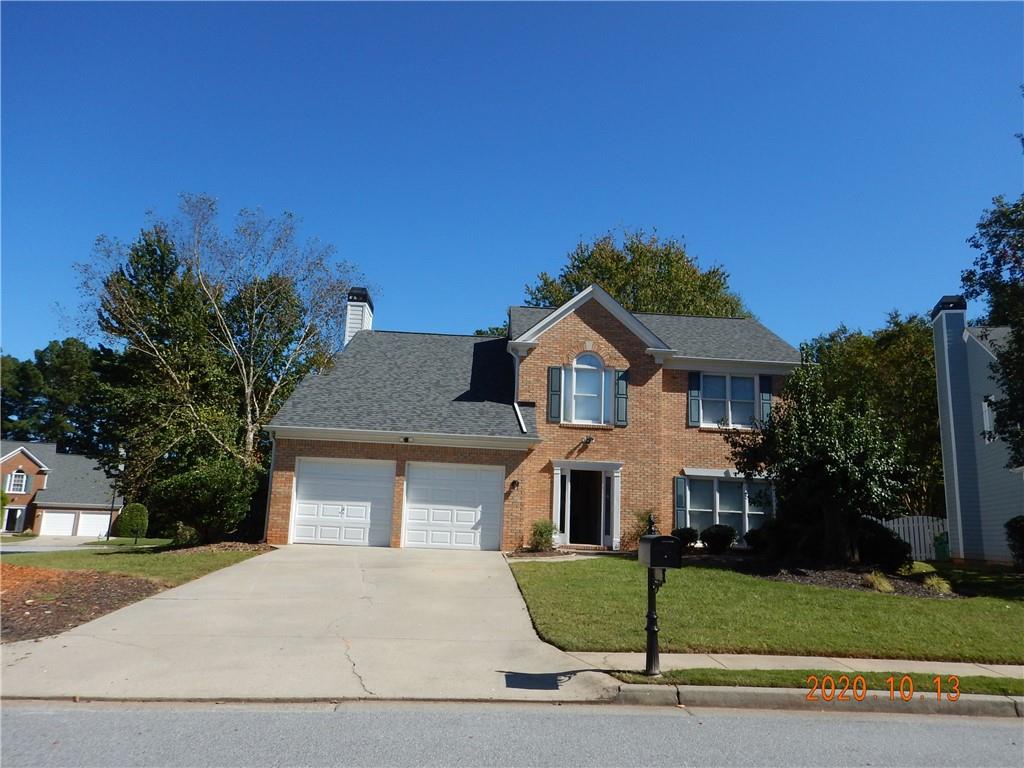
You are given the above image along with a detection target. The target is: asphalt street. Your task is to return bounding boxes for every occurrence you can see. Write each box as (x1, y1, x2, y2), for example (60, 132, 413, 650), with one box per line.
(2, 701, 1022, 768)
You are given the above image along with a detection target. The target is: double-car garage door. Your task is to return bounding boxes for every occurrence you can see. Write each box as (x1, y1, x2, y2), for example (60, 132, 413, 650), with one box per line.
(39, 510, 112, 537)
(292, 459, 503, 550)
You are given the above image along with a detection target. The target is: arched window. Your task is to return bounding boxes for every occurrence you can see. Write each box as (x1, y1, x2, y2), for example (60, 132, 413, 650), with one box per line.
(7, 470, 27, 494)
(564, 353, 614, 424)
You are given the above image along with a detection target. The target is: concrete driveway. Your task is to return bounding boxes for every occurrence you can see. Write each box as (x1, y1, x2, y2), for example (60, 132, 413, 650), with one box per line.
(1, 545, 615, 701)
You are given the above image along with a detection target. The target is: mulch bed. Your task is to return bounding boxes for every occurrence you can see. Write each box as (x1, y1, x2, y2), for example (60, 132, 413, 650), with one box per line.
(161, 542, 274, 556)
(505, 550, 574, 559)
(1, 563, 163, 643)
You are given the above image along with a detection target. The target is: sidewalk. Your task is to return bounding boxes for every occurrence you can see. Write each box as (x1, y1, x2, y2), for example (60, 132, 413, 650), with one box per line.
(571, 651, 1024, 679)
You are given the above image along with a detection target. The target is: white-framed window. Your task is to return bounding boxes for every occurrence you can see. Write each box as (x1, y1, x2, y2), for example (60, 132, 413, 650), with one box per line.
(982, 397, 996, 443)
(6, 471, 27, 494)
(699, 374, 757, 428)
(674, 476, 774, 541)
(560, 353, 615, 425)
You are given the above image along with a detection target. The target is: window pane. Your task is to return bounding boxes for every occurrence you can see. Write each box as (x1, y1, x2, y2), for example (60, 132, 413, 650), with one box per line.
(575, 368, 601, 397)
(703, 375, 726, 399)
(688, 479, 713, 510)
(731, 376, 754, 401)
(574, 394, 601, 422)
(718, 511, 743, 537)
(689, 510, 713, 533)
(748, 482, 773, 513)
(719, 481, 743, 512)
(746, 513, 765, 532)
(731, 401, 755, 427)
(702, 399, 727, 426)
(576, 353, 602, 368)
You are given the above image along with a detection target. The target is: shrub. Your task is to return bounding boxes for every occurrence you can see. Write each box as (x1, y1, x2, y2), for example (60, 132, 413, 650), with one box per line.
(529, 519, 555, 552)
(112, 503, 149, 540)
(862, 571, 894, 593)
(671, 527, 699, 549)
(1005, 515, 1024, 569)
(743, 527, 767, 552)
(171, 522, 199, 548)
(621, 509, 656, 550)
(148, 459, 258, 543)
(857, 518, 912, 572)
(699, 524, 736, 554)
(923, 574, 952, 595)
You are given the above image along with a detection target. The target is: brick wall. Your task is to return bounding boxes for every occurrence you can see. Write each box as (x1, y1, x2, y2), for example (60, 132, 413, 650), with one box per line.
(1, 452, 46, 532)
(267, 299, 781, 550)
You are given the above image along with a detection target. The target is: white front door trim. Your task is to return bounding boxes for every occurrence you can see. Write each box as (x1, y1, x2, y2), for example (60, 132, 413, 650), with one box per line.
(551, 459, 623, 550)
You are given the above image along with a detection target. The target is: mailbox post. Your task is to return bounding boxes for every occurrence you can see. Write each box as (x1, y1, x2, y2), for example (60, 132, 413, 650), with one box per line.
(637, 533, 683, 676)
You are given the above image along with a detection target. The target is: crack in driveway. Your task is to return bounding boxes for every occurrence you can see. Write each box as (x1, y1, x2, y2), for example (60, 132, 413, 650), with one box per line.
(342, 638, 376, 696)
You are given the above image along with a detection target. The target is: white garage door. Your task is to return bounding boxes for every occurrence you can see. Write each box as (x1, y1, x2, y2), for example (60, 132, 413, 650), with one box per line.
(404, 463, 504, 550)
(40, 511, 76, 536)
(77, 513, 111, 538)
(293, 459, 395, 546)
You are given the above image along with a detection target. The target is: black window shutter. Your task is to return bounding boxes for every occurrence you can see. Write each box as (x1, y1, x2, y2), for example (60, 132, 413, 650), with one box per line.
(23, 473, 32, 494)
(614, 369, 628, 425)
(687, 372, 701, 426)
(673, 476, 686, 530)
(547, 367, 562, 422)
(759, 375, 773, 423)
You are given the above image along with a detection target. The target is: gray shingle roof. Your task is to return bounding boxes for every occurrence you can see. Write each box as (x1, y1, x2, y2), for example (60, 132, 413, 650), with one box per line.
(508, 305, 801, 363)
(1, 441, 119, 506)
(270, 332, 537, 438)
(965, 326, 1011, 357)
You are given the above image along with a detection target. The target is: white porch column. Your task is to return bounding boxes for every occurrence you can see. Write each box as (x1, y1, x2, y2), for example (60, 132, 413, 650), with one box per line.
(611, 467, 622, 550)
(551, 464, 565, 546)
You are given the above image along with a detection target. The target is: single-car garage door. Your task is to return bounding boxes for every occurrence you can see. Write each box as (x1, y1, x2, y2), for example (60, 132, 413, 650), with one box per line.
(40, 511, 76, 536)
(77, 512, 111, 538)
(403, 463, 504, 550)
(293, 459, 395, 546)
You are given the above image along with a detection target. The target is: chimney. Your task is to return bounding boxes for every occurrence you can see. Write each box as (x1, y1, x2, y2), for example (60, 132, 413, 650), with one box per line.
(344, 287, 374, 347)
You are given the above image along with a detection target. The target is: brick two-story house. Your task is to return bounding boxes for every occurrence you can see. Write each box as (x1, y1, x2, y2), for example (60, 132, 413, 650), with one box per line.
(265, 285, 800, 551)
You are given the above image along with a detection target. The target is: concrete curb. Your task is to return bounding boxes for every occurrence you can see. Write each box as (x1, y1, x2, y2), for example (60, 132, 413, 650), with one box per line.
(613, 684, 1024, 718)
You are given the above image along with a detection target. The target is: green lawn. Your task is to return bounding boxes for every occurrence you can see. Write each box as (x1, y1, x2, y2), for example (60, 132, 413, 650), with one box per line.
(614, 668, 1024, 696)
(510, 558, 1024, 664)
(77, 537, 172, 548)
(1, 548, 262, 587)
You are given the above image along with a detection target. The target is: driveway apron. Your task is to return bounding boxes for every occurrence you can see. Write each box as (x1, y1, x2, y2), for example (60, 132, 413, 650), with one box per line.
(1, 546, 615, 701)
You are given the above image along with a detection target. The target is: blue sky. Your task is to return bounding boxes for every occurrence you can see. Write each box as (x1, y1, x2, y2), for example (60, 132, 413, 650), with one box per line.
(2, 2, 1021, 360)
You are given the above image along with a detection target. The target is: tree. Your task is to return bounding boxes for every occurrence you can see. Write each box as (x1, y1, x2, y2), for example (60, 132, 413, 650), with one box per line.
(77, 195, 364, 473)
(525, 230, 748, 316)
(804, 313, 943, 517)
(1, 355, 44, 439)
(963, 194, 1024, 467)
(727, 356, 910, 565)
(474, 324, 508, 337)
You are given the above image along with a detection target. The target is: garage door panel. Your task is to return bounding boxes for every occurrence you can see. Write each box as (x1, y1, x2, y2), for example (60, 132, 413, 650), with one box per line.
(403, 463, 503, 551)
(293, 459, 394, 546)
(77, 513, 111, 538)
(40, 511, 76, 536)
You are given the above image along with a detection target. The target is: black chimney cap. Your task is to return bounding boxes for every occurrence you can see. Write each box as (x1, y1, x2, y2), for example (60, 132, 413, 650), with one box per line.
(347, 287, 373, 312)
(930, 295, 966, 320)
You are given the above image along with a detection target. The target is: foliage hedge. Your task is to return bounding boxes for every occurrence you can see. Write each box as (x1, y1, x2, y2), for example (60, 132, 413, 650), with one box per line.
(112, 503, 148, 539)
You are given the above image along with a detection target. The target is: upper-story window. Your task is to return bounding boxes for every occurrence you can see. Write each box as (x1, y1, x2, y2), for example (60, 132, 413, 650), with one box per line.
(547, 354, 628, 426)
(697, 374, 756, 428)
(982, 397, 996, 444)
(6, 470, 27, 494)
(564, 353, 614, 424)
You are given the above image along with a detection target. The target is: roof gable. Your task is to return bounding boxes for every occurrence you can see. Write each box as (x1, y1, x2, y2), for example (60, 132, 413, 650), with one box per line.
(509, 285, 669, 350)
(0, 442, 53, 471)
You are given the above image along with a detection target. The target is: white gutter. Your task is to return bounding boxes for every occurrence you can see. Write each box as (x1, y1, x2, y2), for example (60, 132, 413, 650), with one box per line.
(271, 424, 540, 451)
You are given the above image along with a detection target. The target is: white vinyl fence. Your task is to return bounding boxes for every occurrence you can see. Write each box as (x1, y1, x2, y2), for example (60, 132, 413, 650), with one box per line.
(869, 516, 948, 561)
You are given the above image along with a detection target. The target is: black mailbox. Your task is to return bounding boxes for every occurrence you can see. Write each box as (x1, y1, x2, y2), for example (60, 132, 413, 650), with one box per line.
(638, 534, 683, 569)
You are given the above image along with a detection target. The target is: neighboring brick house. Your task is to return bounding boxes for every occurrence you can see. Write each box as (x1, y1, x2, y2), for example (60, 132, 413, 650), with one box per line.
(1, 441, 122, 537)
(265, 285, 800, 551)
(932, 296, 1023, 564)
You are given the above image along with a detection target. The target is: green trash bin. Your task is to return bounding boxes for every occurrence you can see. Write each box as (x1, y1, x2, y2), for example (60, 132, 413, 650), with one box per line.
(934, 531, 950, 561)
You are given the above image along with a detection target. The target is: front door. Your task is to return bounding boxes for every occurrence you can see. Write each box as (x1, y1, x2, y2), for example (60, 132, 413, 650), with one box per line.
(569, 470, 603, 545)
(4, 508, 21, 532)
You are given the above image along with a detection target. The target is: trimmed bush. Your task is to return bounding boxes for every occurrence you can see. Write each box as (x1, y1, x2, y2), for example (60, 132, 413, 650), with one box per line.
(171, 521, 199, 548)
(148, 459, 258, 543)
(112, 503, 148, 540)
(857, 518, 912, 572)
(1005, 515, 1024, 570)
(923, 574, 952, 595)
(671, 527, 699, 549)
(699, 524, 737, 554)
(529, 519, 556, 552)
(743, 527, 767, 553)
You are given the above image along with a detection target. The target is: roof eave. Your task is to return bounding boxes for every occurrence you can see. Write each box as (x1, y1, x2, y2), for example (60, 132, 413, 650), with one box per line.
(0, 446, 51, 471)
(268, 425, 541, 451)
(655, 352, 800, 374)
